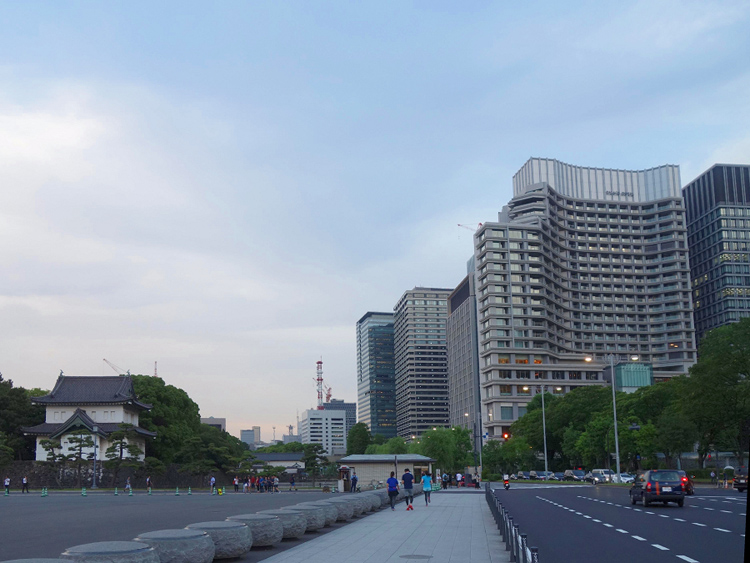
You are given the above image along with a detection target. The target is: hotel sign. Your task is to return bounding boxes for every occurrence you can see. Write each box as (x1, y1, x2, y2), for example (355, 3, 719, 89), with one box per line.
(606, 191, 634, 197)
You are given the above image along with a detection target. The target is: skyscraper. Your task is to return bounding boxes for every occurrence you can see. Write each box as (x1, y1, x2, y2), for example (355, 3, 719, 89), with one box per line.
(394, 287, 452, 438)
(323, 399, 356, 438)
(683, 164, 750, 347)
(356, 312, 397, 439)
(477, 158, 696, 439)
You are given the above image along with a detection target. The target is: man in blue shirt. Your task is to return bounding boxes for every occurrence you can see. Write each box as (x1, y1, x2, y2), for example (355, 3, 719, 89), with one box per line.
(402, 468, 415, 510)
(386, 471, 400, 510)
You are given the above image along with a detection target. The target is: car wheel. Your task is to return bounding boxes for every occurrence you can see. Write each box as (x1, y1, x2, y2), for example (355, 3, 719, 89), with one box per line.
(677, 499, 684, 507)
(630, 493, 636, 505)
(643, 497, 650, 507)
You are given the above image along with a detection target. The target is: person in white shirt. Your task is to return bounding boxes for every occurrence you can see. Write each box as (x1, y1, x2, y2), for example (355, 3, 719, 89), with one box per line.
(456, 472, 463, 487)
(4, 477, 10, 495)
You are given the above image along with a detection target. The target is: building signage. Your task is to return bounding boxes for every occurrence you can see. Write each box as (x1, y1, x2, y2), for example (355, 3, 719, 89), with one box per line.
(605, 191, 634, 197)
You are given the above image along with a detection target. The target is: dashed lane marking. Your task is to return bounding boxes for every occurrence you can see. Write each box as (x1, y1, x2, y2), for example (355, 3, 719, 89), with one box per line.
(592, 519, 601, 523)
(652, 544, 669, 551)
(615, 528, 628, 534)
(674, 518, 686, 522)
(632, 535, 646, 541)
(691, 522, 707, 527)
(714, 528, 731, 533)
(603, 523, 613, 528)
(676, 556, 699, 563)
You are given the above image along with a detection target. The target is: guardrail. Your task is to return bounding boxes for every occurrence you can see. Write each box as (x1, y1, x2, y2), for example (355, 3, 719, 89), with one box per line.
(485, 483, 539, 563)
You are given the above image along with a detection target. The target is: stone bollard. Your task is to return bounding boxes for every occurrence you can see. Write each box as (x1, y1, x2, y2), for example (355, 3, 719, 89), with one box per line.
(4, 560, 68, 562)
(279, 505, 326, 532)
(258, 510, 306, 539)
(362, 492, 381, 511)
(226, 514, 283, 548)
(296, 501, 338, 526)
(323, 498, 356, 520)
(185, 521, 252, 560)
(59, 541, 159, 562)
(134, 529, 214, 563)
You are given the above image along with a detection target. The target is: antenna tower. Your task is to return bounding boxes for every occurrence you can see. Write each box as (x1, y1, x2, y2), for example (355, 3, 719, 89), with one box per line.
(154, 361, 158, 378)
(316, 360, 324, 410)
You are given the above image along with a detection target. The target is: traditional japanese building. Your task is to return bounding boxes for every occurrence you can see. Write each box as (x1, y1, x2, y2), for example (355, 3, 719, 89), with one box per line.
(22, 374, 156, 461)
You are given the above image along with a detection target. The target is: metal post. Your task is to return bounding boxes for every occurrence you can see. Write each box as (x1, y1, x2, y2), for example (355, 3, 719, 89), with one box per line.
(91, 426, 98, 489)
(541, 385, 548, 478)
(529, 547, 539, 563)
(609, 354, 622, 483)
(520, 533, 528, 563)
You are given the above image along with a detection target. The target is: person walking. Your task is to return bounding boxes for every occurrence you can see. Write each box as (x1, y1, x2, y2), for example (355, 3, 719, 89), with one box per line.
(233, 476, 239, 493)
(145, 476, 152, 494)
(402, 468, 415, 510)
(350, 471, 358, 493)
(21, 476, 29, 493)
(387, 471, 399, 511)
(421, 472, 432, 506)
(710, 470, 716, 485)
(4, 476, 9, 495)
(273, 475, 280, 493)
(209, 475, 216, 494)
(442, 473, 449, 490)
(456, 472, 463, 488)
(124, 477, 132, 492)
(289, 474, 296, 491)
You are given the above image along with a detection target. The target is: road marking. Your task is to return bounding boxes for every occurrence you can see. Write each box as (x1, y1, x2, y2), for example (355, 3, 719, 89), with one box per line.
(583, 515, 591, 519)
(606, 502, 613, 505)
(632, 535, 646, 541)
(704, 507, 714, 511)
(676, 556, 699, 563)
(674, 518, 686, 522)
(603, 523, 613, 528)
(720, 510, 732, 513)
(645, 511, 654, 514)
(659, 515, 669, 518)
(592, 519, 601, 523)
(741, 513, 746, 516)
(575, 512, 582, 515)
(616, 528, 628, 534)
(691, 523, 706, 527)
(633, 508, 642, 512)
(714, 528, 730, 533)
(651, 544, 669, 550)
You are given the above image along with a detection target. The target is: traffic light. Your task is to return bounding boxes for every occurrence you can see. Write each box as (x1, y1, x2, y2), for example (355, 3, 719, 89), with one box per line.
(502, 432, 510, 440)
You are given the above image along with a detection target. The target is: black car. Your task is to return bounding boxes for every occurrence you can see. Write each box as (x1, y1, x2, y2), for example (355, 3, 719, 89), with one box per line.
(733, 466, 747, 493)
(630, 470, 685, 507)
(676, 470, 695, 495)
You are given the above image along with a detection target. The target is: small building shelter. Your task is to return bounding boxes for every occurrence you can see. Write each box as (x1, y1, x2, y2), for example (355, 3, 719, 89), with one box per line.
(337, 454, 435, 489)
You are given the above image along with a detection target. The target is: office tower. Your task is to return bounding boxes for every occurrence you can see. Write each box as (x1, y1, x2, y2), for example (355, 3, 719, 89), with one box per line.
(252, 425, 261, 444)
(299, 408, 347, 455)
(240, 429, 255, 446)
(447, 263, 483, 457)
(477, 158, 696, 439)
(356, 312, 396, 439)
(394, 287, 452, 438)
(323, 399, 357, 438)
(683, 164, 750, 347)
(200, 417, 226, 431)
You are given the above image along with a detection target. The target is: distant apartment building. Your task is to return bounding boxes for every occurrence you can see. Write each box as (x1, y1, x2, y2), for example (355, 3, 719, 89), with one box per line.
(476, 158, 696, 439)
(683, 164, 750, 347)
(394, 287, 452, 438)
(447, 266, 481, 454)
(323, 399, 356, 438)
(356, 312, 396, 439)
(201, 417, 226, 431)
(299, 408, 346, 455)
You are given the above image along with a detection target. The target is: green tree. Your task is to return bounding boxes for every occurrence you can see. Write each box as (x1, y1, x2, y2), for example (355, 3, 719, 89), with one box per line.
(0, 374, 46, 460)
(66, 431, 95, 488)
(0, 431, 14, 467)
(300, 443, 328, 486)
(346, 422, 371, 455)
(496, 436, 537, 474)
(655, 408, 698, 469)
(103, 424, 144, 486)
(418, 427, 472, 472)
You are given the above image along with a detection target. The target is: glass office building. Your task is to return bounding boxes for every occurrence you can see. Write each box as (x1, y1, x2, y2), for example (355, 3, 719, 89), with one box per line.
(683, 164, 750, 347)
(356, 312, 397, 439)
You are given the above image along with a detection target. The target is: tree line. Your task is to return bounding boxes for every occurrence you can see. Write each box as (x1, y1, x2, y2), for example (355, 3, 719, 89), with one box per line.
(483, 318, 750, 475)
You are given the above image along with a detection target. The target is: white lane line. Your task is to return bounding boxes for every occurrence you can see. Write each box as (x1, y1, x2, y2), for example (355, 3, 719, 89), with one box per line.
(592, 519, 601, 523)
(575, 512, 582, 515)
(623, 506, 632, 509)
(704, 507, 714, 511)
(659, 514, 669, 518)
(645, 511, 654, 514)
(674, 518, 686, 522)
(633, 508, 642, 512)
(720, 510, 732, 513)
(606, 502, 613, 505)
(603, 523, 613, 528)
(632, 535, 646, 541)
(741, 513, 746, 516)
(651, 544, 669, 551)
(583, 515, 592, 519)
(616, 528, 628, 534)
(676, 556, 700, 563)
(692, 522, 707, 527)
(714, 528, 731, 533)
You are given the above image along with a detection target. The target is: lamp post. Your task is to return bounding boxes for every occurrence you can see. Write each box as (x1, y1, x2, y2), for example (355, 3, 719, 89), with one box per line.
(465, 413, 479, 474)
(605, 354, 638, 483)
(91, 425, 99, 489)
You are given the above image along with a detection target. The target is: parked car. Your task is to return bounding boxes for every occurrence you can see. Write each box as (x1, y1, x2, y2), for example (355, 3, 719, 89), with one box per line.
(629, 470, 686, 507)
(733, 466, 747, 493)
(676, 470, 695, 495)
(520, 471, 531, 480)
(529, 470, 539, 480)
(618, 473, 635, 484)
(586, 469, 614, 484)
(537, 471, 554, 480)
(564, 469, 586, 481)
(551, 472, 565, 481)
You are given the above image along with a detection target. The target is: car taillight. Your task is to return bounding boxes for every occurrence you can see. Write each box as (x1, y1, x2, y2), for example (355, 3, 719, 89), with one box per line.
(681, 477, 688, 483)
(646, 482, 651, 491)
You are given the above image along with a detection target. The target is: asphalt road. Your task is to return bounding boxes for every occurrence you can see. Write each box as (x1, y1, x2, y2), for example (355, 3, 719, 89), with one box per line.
(491, 483, 747, 563)
(0, 489, 338, 561)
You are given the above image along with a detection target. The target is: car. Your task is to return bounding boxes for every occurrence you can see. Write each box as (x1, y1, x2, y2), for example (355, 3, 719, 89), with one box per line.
(733, 466, 747, 493)
(552, 472, 565, 481)
(586, 469, 614, 484)
(629, 470, 686, 507)
(537, 471, 554, 480)
(529, 470, 539, 480)
(520, 471, 531, 480)
(564, 469, 586, 481)
(676, 470, 695, 495)
(618, 473, 635, 484)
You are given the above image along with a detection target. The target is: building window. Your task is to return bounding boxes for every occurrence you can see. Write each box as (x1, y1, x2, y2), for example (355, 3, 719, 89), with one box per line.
(500, 406, 514, 420)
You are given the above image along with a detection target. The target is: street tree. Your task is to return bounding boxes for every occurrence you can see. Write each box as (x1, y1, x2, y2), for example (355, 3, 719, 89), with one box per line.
(346, 422, 372, 455)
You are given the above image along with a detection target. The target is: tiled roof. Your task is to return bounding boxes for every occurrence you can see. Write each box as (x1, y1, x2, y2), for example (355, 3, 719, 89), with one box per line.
(32, 375, 152, 409)
(338, 454, 435, 463)
(22, 408, 157, 438)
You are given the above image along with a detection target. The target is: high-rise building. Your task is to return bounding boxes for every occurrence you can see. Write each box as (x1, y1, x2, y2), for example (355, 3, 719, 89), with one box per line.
(447, 266, 481, 435)
(299, 409, 346, 455)
(323, 399, 356, 438)
(394, 287, 452, 438)
(240, 426, 261, 446)
(683, 164, 750, 347)
(201, 417, 226, 431)
(476, 158, 696, 439)
(356, 312, 396, 439)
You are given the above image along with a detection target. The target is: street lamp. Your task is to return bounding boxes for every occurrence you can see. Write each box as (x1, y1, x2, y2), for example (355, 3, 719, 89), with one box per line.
(91, 425, 99, 489)
(605, 354, 639, 483)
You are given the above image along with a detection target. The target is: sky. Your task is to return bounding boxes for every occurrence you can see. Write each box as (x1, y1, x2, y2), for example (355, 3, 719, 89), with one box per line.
(1, 1, 749, 440)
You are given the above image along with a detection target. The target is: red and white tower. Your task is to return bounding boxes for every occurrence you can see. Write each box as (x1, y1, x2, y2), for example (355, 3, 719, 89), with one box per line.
(316, 360, 324, 410)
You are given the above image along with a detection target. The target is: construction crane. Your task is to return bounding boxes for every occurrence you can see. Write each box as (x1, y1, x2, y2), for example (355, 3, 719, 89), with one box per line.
(457, 223, 483, 232)
(103, 358, 129, 376)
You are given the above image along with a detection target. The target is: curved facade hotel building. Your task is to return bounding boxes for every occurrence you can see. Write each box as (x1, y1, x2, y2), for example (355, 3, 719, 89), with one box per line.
(476, 158, 696, 439)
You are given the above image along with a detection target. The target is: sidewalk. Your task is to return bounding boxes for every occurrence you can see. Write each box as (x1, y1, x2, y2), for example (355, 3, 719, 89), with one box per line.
(262, 489, 510, 563)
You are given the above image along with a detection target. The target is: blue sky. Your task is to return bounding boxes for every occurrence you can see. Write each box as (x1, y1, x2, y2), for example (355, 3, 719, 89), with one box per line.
(1, 1, 748, 438)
